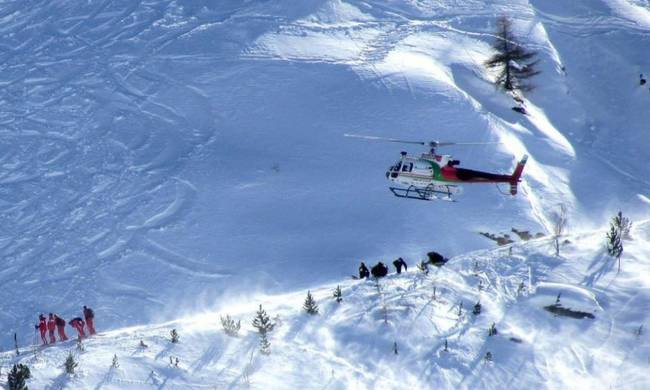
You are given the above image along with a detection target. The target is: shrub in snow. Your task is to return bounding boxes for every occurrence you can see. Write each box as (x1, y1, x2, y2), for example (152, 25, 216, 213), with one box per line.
(332, 285, 342, 303)
(485, 16, 540, 92)
(111, 354, 119, 369)
(221, 315, 241, 337)
(170, 329, 179, 343)
(303, 290, 319, 315)
(7, 364, 30, 390)
(76, 337, 84, 352)
(65, 352, 78, 374)
(488, 323, 498, 337)
(416, 261, 429, 274)
(485, 351, 493, 362)
(473, 302, 481, 315)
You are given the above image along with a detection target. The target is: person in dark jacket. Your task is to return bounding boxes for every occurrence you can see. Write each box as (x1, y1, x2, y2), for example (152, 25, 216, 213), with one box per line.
(358, 262, 370, 279)
(83, 305, 96, 335)
(54, 314, 68, 341)
(69, 317, 86, 338)
(371, 262, 388, 278)
(427, 251, 448, 266)
(393, 257, 408, 273)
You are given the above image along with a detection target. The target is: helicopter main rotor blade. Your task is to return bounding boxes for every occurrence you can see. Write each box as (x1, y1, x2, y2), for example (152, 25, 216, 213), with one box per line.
(345, 134, 500, 148)
(343, 134, 427, 145)
(434, 141, 502, 147)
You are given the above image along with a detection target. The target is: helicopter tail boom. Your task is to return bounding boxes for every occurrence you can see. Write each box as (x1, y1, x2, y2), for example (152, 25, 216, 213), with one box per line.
(509, 155, 528, 195)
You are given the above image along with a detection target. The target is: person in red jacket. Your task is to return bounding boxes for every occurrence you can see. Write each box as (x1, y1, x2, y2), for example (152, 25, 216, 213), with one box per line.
(83, 305, 96, 335)
(69, 317, 86, 339)
(36, 314, 47, 345)
(47, 313, 56, 344)
(54, 314, 68, 341)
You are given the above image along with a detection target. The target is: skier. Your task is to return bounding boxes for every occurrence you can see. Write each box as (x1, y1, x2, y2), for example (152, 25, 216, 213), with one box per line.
(36, 314, 47, 345)
(69, 317, 86, 339)
(392, 257, 408, 274)
(47, 313, 56, 344)
(54, 314, 68, 341)
(83, 305, 96, 335)
(371, 262, 388, 278)
(358, 262, 370, 279)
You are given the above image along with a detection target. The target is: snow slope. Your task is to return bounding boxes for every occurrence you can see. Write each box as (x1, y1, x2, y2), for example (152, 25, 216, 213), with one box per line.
(1, 0, 649, 387)
(2, 225, 649, 389)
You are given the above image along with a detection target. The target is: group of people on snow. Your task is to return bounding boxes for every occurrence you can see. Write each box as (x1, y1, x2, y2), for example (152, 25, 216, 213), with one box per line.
(358, 257, 408, 279)
(36, 305, 96, 345)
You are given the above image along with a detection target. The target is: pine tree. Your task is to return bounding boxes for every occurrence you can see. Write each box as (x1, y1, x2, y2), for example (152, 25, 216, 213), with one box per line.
(111, 354, 119, 368)
(259, 332, 271, 355)
(252, 304, 275, 355)
(612, 211, 632, 240)
(14, 333, 19, 356)
(252, 305, 275, 335)
(7, 364, 30, 390)
(485, 16, 540, 92)
(303, 290, 319, 315)
(606, 223, 623, 272)
(170, 329, 179, 343)
(220, 314, 241, 337)
(65, 352, 78, 374)
(333, 285, 343, 303)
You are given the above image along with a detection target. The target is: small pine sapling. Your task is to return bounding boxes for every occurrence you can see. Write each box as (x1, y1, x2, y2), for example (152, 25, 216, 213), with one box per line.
(488, 323, 498, 336)
(221, 315, 241, 337)
(252, 304, 275, 334)
(473, 301, 482, 316)
(65, 352, 79, 374)
(458, 301, 463, 317)
(612, 211, 632, 240)
(303, 290, 319, 315)
(7, 363, 31, 390)
(170, 329, 179, 344)
(259, 332, 271, 355)
(76, 336, 84, 352)
(393, 341, 398, 355)
(252, 304, 275, 355)
(111, 354, 119, 368)
(14, 333, 19, 356)
(333, 285, 343, 303)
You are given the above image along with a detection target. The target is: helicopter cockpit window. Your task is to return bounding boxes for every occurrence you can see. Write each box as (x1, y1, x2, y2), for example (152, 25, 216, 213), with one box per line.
(401, 163, 413, 172)
(394, 161, 402, 171)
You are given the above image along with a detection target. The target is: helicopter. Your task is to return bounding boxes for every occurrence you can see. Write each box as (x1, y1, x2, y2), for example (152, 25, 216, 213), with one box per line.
(344, 134, 528, 201)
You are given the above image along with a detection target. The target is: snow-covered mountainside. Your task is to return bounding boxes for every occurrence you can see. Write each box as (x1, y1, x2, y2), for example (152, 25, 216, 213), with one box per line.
(1, 0, 649, 388)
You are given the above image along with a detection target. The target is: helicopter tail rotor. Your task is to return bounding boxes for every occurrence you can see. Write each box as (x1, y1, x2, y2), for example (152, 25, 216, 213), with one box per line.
(509, 155, 528, 195)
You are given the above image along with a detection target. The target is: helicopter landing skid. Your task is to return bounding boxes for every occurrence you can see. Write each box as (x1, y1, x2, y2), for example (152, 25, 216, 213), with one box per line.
(389, 185, 458, 202)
